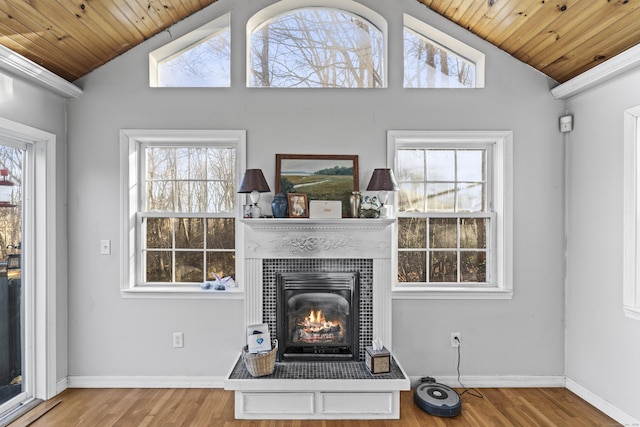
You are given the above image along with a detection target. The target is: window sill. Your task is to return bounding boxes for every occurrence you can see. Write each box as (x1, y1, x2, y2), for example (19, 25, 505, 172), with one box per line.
(392, 286, 513, 300)
(624, 306, 640, 321)
(121, 286, 244, 299)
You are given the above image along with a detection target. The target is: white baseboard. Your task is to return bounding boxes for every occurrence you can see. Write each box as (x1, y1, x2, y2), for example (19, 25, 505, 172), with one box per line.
(56, 377, 68, 394)
(67, 376, 227, 389)
(409, 375, 566, 389)
(566, 377, 640, 427)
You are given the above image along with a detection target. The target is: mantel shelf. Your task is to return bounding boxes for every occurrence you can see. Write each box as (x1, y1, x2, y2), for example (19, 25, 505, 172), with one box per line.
(240, 217, 395, 230)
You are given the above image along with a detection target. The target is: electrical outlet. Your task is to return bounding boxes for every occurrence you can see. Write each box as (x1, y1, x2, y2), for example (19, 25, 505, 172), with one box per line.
(451, 332, 461, 348)
(173, 332, 184, 348)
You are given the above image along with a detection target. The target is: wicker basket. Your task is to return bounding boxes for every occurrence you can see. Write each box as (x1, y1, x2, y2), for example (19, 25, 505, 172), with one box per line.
(242, 339, 278, 377)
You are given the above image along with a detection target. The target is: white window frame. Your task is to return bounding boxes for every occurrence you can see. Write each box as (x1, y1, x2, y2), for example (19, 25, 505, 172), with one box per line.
(149, 13, 230, 88)
(246, 0, 388, 88)
(403, 14, 485, 89)
(389, 130, 512, 300)
(120, 129, 246, 299)
(623, 105, 640, 320)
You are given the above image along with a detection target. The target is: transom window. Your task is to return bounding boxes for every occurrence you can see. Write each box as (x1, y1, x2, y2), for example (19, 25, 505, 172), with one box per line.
(149, 14, 230, 88)
(248, 5, 386, 88)
(120, 130, 246, 297)
(403, 14, 484, 89)
(390, 131, 512, 299)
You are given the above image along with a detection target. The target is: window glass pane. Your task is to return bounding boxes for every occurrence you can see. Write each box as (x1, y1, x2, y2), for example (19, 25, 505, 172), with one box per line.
(207, 251, 235, 281)
(426, 183, 455, 211)
(461, 252, 486, 282)
(146, 251, 172, 282)
(207, 148, 236, 213)
(175, 218, 204, 249)
(249, 8, 384, 88)
(403, 28, 476, 88)
(158, 28, 230, 88)
(147, 147, 175, 180)
(176, 147, 206, 180)
(398, 218, 426, 248)
(429, 251, 457, 282)
(460, 218, 487, 249)
(457, 150, 484, 181)
(175, 252, 204, 282)
(429, 218, 457, 248)
(207, 218, 235, 249)
(398, 251, 426, 282)
(146, 218, 172, 249)
(398, 182, 424, 212)
(426, 150, 455, 181)
(397, 149, 424, 181)
(457, 182, 484, 212)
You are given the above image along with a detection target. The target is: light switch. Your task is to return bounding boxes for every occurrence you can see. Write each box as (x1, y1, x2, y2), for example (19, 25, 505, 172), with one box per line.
(100, 239, 111, 255)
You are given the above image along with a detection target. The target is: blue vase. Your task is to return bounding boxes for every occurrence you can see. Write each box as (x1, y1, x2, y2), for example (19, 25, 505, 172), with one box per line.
(271, 193, 288, 218)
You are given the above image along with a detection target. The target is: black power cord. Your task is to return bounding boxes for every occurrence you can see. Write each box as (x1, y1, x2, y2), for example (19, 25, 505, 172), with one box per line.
(455, 337, 484, 399)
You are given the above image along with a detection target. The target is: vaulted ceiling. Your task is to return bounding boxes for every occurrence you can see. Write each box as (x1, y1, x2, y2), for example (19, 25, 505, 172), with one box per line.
(0, 0, 638, 84)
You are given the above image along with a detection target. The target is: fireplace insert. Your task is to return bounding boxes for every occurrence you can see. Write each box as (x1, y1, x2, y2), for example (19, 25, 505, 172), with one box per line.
(276, 272, 359, 361)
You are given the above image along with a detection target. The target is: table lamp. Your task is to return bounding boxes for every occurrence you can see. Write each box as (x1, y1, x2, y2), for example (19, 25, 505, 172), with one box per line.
(366, 168, 398, 218)
(238, 169, 270, 218)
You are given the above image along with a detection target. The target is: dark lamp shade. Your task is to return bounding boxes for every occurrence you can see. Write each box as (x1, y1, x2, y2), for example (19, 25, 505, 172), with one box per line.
(238, 169, 271, 193)
(367, 168, 398, 191)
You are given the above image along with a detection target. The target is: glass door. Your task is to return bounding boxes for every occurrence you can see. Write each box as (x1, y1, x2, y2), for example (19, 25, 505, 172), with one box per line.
(0, 141, 28, 415)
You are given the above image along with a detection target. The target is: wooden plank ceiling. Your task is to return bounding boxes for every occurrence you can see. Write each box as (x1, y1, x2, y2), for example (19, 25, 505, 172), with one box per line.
(0, 0, 639, 84)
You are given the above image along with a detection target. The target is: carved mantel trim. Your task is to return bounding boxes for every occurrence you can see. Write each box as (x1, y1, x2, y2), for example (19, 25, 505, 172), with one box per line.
(242, 218, 395, 260)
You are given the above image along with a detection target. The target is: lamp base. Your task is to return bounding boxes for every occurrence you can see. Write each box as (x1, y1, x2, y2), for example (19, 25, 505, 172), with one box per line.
(379, 205, 393, 218)
(251, 204, 262, 219)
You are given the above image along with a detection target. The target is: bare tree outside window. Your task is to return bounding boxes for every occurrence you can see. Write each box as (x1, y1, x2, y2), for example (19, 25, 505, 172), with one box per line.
(404, 28, 475, 88)
(143, 146, 236, 284)
(250, 8, 384, 88)
(0, 145, 22, 260)
(396, 148, 489, 285)
(158, 28, 230, 87)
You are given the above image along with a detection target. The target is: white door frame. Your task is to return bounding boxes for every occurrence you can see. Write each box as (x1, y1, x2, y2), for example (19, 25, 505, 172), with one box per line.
(0, 117, 57, 402)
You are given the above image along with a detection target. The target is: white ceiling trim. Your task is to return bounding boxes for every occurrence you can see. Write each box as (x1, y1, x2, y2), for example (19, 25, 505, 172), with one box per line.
(0, 45, 82, 99)
(551, 43, 640, 100)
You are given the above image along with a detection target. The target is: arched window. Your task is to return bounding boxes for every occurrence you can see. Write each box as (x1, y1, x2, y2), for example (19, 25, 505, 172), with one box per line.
(149, 14, 230, 88)
(247, 2, 386, 88)
(404, 14, 485, 89)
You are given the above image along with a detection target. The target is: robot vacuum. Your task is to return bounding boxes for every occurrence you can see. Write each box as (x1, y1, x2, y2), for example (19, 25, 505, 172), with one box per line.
(414, 380, 462, 417)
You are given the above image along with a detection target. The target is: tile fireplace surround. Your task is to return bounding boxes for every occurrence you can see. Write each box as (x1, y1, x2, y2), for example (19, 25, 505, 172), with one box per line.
(224, 218, 410, 420)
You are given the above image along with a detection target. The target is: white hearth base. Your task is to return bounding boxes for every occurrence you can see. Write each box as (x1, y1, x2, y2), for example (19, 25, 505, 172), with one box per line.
(224, 356, 410, 420)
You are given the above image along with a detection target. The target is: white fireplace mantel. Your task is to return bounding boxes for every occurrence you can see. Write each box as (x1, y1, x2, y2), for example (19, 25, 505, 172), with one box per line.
(227, 218, 409, 420)
(241, 217, 395, 350)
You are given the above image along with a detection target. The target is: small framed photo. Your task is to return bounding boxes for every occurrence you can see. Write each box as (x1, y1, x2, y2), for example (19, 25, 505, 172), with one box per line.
(288, 193, 309, 218)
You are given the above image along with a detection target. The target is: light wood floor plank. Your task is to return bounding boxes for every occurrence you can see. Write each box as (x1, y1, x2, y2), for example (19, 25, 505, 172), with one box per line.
(8, 387, 620, 426)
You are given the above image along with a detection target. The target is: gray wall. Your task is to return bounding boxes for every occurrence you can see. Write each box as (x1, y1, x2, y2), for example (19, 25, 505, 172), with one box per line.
(66, 0, 566, 381)
(565, 69, 640, 420)
(0, 71, 69, 386)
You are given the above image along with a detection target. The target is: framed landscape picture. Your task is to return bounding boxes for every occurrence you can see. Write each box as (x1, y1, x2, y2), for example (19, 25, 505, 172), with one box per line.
(276, 154, 359, 217)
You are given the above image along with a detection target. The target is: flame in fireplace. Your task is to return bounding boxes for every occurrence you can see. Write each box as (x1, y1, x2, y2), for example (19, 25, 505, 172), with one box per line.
(296, 309, 344, 342)
(306, 309, 328, 326)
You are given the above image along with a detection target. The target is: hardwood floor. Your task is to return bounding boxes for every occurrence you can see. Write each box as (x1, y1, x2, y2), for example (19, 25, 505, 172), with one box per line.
(9, 387, 620, 427)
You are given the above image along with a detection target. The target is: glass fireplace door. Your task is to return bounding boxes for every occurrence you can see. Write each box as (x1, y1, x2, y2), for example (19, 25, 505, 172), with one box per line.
(277, 272, 359, 361)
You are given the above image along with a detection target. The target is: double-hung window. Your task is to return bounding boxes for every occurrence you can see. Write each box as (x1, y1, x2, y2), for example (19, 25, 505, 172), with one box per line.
(389, 131, 512, 299)
(120, 130, 245, 298)
(623, 105, 640, 320)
